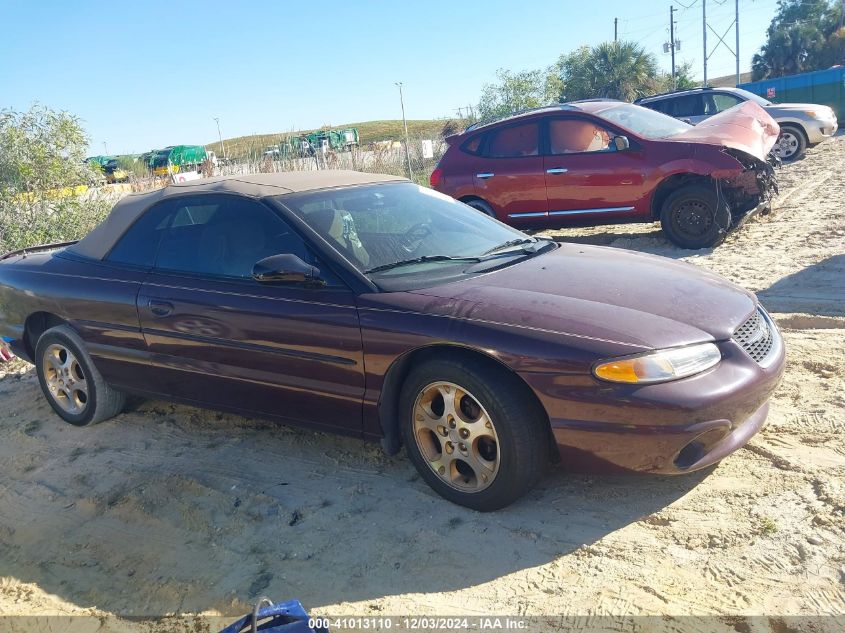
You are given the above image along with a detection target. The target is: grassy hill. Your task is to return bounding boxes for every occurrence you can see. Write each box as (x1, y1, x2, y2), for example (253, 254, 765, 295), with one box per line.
(707, 72, 753, 88)
(207, 119, 449, 159)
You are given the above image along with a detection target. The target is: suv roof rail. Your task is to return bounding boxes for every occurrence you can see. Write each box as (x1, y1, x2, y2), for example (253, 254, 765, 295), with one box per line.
(568, 98, 623, 103)
(635, 86, 717, 103)
(463, 103, 582, 133)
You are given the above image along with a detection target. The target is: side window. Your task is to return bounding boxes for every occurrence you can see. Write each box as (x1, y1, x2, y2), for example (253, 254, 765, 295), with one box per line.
(106, 201, 176, 268)
(667, 94, 704, 118)
(485, 123, 539, 158)
(710, 92, 744, 114)
(549, 119, 614, 154)
(154, 195, 312, 279)
(646, 100, 669, 114)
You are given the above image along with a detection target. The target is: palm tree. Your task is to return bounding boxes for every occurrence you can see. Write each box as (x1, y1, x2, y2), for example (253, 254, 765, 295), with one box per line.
(589, 42, 661, 101)
(559, 41, 662, 102)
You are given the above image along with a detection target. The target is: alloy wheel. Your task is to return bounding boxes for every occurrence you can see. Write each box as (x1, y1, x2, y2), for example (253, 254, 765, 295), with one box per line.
(776, 132, 799, 159)
(42, 344, 88, 414)
(412, 381, 500, 492)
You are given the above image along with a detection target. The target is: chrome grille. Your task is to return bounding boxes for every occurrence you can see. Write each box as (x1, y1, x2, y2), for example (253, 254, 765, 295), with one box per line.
(733, 308, 776, 364)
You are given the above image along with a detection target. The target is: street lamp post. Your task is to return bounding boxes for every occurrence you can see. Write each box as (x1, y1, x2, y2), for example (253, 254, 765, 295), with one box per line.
(395, 82, 413, 181)
(213, 117, 227, 160)
(103, 141, 108, 155)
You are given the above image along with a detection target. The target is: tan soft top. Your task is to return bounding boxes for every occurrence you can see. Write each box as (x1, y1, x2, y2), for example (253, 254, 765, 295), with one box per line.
(68, 170, 408, 261)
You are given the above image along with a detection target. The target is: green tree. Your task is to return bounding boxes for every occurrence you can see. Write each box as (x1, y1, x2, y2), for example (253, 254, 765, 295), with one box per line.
(669, 61, 698, 90)
(477, 67, 562, 121)
(752, 0, 844, 80)
(558, 41, 662, 102)
(0, 104, 111, 253)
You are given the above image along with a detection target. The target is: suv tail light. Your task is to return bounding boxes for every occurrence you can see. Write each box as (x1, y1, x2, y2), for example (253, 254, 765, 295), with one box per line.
(429, 167, 443, 188)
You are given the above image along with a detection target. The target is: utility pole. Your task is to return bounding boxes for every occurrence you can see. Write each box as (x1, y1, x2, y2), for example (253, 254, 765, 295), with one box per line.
(670, 6, 676, 89)
(702, 0, 707, 86)
(735, 0, 740, 85)
(614, 17, 618, 42)
(701, 0, 740, 88)
(395, 82, 413, 180)
(213, 117, 227, 160)
(103, 141, 108, 155)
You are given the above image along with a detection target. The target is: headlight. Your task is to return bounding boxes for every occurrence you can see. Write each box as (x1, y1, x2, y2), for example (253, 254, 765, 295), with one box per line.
(593, 343, 721, 384)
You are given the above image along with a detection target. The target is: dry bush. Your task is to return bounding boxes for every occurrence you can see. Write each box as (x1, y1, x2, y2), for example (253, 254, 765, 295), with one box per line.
(0, 105, 115, 253)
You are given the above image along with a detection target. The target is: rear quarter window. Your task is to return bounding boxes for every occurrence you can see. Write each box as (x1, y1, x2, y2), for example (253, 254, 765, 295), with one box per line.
(461, 135, 483, 155)
(106, 203, 175, 268)
(666, 94, 704, 118)
(644, 99, 669, 114)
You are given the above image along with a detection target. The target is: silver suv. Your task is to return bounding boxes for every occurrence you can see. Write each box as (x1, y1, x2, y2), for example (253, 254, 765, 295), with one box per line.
(636, 87, 838, 161)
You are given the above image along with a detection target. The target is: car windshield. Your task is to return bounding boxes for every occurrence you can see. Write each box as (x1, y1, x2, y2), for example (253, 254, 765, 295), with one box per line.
(593, 103, 692, 139)
(276, 182, 551, 288)
(731, 88, 772, 106)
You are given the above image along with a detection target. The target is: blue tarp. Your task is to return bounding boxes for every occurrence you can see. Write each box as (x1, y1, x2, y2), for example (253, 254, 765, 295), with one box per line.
(739, 67, 845, 119)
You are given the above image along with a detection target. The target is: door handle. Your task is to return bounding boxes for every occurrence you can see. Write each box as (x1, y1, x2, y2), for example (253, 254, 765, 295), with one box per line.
(148, 300, 174, 317)
(546, 168, 568, 174)
(476, 172, 495, 179)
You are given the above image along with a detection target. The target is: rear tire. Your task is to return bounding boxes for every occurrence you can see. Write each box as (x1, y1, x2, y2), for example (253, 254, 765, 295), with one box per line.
(776, 125, 807, 162)
(35, 325, 125, 426)
(399, 357, 549, 511)
(463, 199, 496, 218)
(660, 184, 730, 249)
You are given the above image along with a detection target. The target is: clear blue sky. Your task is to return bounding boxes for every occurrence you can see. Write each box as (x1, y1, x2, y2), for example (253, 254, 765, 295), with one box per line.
(0, 0, 781, 155)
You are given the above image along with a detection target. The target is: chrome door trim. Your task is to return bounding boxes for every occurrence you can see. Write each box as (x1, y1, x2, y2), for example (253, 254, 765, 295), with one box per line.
(475, 172, 495, 179)
(548, 206, 636, 216)
(508, 206, 636, 219)
(546, 168, 568, 174)
(507, 211, 550, 218)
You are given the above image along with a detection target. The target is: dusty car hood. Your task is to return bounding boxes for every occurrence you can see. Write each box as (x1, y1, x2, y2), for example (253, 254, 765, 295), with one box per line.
(409, 244, 757, 351)
(664, 101, 780, 161)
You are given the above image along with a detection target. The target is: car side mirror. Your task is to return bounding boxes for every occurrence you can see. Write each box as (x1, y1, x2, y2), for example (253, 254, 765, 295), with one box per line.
(252, 254, 326, 287)
(612, 135, 631, 151)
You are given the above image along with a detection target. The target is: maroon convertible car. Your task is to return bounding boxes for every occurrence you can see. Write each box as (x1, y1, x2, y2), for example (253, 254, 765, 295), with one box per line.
(0, 171, 784, 510)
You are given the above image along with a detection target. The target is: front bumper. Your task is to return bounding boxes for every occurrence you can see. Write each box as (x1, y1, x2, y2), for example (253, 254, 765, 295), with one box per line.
(520, 323, 785, 474)
(805, 117, 838, 144)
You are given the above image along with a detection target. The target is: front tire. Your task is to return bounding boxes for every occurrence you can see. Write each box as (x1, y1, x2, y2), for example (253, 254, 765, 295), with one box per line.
(399, 357, 549, 511)
(776, 125, 807, 162)
(660, 184, 730, 249)
(35, 325, 125, 426)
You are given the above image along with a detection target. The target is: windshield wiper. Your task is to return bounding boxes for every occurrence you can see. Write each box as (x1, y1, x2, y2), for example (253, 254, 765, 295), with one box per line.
(365, 239, 556, 275)
(481, 237, 555, 256)
(364, 254, 482, 274)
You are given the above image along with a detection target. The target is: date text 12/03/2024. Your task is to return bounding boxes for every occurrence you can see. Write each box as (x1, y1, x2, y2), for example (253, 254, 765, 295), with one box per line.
(308, 617, 528, 630)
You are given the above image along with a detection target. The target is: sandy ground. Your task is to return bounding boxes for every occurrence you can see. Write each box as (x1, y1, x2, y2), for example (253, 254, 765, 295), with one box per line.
(0, 138, 843, 632)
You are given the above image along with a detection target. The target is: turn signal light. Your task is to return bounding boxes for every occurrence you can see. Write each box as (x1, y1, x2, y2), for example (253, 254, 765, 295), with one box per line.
(593, 343, 721, 384)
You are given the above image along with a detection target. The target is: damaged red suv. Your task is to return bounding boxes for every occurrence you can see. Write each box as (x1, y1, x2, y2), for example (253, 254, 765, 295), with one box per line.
(431, 100, 779, 249)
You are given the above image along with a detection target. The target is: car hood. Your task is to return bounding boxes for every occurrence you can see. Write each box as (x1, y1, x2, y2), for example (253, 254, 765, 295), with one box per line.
(408, 244, 757, 352)
(765, 102, 835, 117)
(664, 101, 780, 161)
